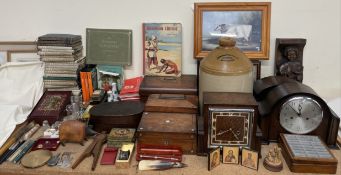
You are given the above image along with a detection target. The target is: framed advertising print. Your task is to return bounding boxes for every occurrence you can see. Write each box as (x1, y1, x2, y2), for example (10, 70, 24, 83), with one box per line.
(223, 147, 239, 164)
(143, 23, 182, 77)
(194, 2, 271, 60)
(241, 148, 258, 170)
(208, 147, 220, 171)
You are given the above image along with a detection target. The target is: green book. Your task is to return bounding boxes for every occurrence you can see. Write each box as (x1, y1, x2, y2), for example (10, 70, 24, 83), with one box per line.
(86, 28, 132, 65)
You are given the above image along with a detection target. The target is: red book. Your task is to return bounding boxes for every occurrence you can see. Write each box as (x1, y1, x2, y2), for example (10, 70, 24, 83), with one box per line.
(119, 76, 143, 95)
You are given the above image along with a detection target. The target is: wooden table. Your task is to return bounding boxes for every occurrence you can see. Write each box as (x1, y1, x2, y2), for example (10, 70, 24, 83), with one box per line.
(0, 141, 340, 175)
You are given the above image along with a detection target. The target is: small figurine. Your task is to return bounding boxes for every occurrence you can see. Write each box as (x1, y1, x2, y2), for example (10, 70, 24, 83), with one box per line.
(263, 146, 283, 172)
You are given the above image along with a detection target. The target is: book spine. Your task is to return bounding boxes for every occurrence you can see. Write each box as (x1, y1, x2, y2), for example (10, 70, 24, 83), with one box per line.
(46, 87, 79, 91)
(38, 51, 73, 56)
(38, 46, 73, 50)
(45, 70, 77, 74)
(41, 55, 75, 58)
(45, 67, 78, 72)
(44, 84, 78, 88)
(45, 62, 80, 66)
(39, 49, 74, 53)
(43, 76, 77, 81)
(80, 72, 89, 102)
(87, 72, 94, 97)
(42, 58, 76, 62)
(44, 73, 77, 78)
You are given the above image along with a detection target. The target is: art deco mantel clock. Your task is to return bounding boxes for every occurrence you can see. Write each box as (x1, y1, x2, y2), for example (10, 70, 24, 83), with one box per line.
(254, 76, 340, 147)
(203, 92, 261, 153)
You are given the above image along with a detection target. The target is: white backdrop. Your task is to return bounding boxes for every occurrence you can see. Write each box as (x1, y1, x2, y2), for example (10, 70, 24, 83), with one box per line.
(0, 0, 340, 99)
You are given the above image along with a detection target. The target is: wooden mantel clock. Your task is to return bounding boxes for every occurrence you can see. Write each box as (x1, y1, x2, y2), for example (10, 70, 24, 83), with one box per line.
(254, 76, 340, 147)
(203, 92, 261, 154)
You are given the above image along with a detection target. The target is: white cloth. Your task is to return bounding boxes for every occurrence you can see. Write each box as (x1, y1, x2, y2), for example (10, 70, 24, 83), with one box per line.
(0, 61, 44, 147)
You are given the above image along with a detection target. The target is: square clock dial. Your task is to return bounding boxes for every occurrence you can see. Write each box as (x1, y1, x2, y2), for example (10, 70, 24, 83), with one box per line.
(208, 108, 254, 148)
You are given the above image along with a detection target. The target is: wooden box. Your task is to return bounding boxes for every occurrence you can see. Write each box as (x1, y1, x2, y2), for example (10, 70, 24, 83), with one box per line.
(27, 91, 71, 125)
(139, 75, 197, 102)
(137, 112, 197, 154)
(89, 101, 144, 133)
(144, 94, 198, 114)
(279, 134, 338, 174)
(115, 143, 135, 169)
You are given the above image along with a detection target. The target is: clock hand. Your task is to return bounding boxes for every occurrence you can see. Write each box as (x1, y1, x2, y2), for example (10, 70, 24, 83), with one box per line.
(298, 104, 302, 115)
(288, 104, 300, 116)
(216, 130, 229, 136)
(230, 128, 239, 140)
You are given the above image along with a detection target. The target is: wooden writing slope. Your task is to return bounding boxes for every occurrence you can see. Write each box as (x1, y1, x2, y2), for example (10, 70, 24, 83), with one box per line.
(279, 134, 338, 174)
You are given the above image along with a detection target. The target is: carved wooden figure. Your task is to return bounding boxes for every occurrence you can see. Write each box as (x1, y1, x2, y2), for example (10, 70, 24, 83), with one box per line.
(275, 38, 306, 82)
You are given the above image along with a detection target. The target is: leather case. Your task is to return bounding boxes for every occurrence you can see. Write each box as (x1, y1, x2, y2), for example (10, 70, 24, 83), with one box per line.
(31, 138, 60, 151)
(100, 147, 118, 165)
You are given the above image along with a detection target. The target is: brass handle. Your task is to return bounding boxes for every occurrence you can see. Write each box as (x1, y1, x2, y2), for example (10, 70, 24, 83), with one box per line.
(163, 140, 169, 145)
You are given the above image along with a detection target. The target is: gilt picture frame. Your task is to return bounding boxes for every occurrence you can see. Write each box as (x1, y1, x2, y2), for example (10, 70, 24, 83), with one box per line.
(194, 2, 271, 60)
(241, 148, 259, 170)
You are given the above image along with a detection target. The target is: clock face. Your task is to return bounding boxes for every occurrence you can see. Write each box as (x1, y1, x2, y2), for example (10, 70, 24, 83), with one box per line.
(209, 108, 254, 148)
(280, 96, 323, 134)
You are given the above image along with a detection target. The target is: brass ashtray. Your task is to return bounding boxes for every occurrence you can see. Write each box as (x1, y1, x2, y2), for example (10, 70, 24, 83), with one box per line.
(21, 150, 52, 168)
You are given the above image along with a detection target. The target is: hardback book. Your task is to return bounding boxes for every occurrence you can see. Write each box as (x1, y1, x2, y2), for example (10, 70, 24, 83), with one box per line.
(38, 34, 82, 44)
(39, 49, 74, 53)
(97, 65, 123, 92)
(27, 91, 71, 125)
(119, 76, 143, 101)
(143, 23, 182, 77)
(120, 76, 143, 95)
(37, 42, 82, 48)
(86, 28, 132, 65)
(38, 46, 73, 50)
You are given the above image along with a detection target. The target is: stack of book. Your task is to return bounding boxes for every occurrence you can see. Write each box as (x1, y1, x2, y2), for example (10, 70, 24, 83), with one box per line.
(37, 34, 85, 91)
(107, 128, 136, 148)
(119, 76, 143, 101)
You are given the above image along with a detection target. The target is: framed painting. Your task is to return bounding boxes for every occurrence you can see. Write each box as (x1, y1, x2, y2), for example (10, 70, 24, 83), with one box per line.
(194, 2, 271, 60)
